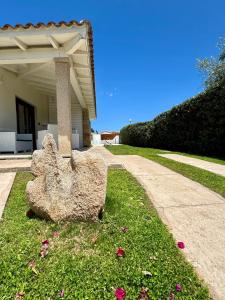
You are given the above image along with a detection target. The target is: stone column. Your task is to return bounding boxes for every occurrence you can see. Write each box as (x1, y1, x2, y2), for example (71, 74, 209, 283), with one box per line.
(83, 109, 91, 147)
(54, 57, 72, 156)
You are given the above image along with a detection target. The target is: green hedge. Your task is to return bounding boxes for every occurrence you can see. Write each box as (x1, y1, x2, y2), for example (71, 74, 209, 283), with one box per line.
(121, 83, 225, 156)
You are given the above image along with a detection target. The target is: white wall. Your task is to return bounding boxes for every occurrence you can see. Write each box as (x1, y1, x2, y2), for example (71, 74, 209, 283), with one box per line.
(0, 68, 48, 132)
(0, 68, 84, 149)
(92, 134, 120, 145)
(48, 87, 84, 148)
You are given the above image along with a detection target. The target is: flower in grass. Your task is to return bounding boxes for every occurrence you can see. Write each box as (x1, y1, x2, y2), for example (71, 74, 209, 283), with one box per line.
(40, 248, 48, 258)
(114, 288, 126, 300)
(53, 231, 60, 238)
(15, 291, 25, 300)
(177, 241, 185, 249)
(169, 293, 175, 300)
(58, 290, 65, 297)
(121, 226, 128, 233)
(137, 287, 151, 299)
(26, 209, 35, 218)
(175, 283, 182, 292)
(42, 239, 49, 249)
(28, 260, 36, 268)
(40, 240, 49, 258)
(116, 247, 125, 257)
(28, 260, 38, 275)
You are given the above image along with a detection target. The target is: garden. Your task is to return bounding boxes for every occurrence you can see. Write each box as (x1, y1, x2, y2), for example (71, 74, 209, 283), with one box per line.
(0, 170, 210, 299)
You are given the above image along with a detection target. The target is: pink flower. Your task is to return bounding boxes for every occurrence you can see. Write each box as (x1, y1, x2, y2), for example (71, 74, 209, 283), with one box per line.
(115, 288, 126, 300)
(175, 283, 182, 292)
(26, 209, 35, 218)
(40, 248, 48, 258)
(53, 231, 60, 238)
(116, 247, 125, 257)
(121, 227, 128, 233)
(58, 290, 65, 297)
(169, 293, 175, 300)
(42, 240, 49, 249)
(177, 241, 185, 249)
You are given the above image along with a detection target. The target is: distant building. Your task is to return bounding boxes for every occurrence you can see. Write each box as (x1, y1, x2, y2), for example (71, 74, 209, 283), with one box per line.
(92, 131, 120, 145)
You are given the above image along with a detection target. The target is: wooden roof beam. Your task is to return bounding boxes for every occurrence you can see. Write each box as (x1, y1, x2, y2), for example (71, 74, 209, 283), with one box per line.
(48, 35, 60, 49)
(64, 34, 86, 55)
(13, 37, 28, 51)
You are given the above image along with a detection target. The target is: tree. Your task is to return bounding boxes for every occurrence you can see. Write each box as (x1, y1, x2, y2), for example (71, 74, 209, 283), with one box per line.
(197, 37, 225, 89)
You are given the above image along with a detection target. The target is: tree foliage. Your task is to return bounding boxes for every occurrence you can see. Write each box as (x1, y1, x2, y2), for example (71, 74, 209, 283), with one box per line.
(198, 37, 225, 89)
(121, 82, 225, 156)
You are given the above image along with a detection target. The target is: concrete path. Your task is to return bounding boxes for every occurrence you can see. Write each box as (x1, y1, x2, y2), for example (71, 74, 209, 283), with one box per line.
(0, 154, 31, 160)
(0, 172, 16, 218)
(159, 153, 225, 177)
(0, 159, 31, 172)
(91, 146, 225, 300)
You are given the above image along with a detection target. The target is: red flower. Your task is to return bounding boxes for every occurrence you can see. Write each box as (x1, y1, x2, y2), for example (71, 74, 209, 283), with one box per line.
(177, 241, 185, 249)
(26, 209, 35, 218)
(116, 247, 125, 257)
(115, 288, 126, 300)
(169, 293, 175, 300)
(42, 240, 49, 249)
(175, 283, 182, 292)
(53, 231, 60, 238)
(121, 227, 128, 233)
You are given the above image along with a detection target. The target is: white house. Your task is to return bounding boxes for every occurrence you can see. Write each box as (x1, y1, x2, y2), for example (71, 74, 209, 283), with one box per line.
(92, 131, 120, 145)
(0, 20, 96, 156)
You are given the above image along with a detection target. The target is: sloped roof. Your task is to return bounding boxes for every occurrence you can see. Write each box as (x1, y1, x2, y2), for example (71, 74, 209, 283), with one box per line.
(0, 20, 96, 118)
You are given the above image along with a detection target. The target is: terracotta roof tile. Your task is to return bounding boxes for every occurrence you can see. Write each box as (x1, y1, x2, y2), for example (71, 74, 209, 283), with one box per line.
(0, 20, 88, 31)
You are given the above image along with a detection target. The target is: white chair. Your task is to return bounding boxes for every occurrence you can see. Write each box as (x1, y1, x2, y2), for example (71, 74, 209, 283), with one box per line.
(16, 134, 33, 153)
(37, 124, 80, 150)
(0, 132, 33, 153)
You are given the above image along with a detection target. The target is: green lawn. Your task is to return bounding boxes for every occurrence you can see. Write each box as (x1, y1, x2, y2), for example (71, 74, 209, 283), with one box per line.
(106, 145, 225, 197)
(0, 170, 210, 299)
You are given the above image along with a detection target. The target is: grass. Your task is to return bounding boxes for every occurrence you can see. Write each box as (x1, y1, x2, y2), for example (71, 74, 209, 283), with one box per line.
(106, 145, 225, 197)
(0, 170, 210, 299)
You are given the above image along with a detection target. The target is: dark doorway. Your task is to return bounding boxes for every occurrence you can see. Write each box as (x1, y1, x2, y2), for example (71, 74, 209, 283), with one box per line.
(16, 97, 36, 150)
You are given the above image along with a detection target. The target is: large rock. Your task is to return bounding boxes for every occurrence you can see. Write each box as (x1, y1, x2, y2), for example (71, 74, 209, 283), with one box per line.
(26, 134, 107, 222)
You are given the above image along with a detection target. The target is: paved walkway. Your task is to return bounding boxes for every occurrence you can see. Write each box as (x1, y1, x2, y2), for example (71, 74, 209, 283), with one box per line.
(159, 153, 225, 177)
(0, 154, 32, 160)
(0, 159, 31, 172)
(91, 146, 225, 300)
(0, 172, 16, 218)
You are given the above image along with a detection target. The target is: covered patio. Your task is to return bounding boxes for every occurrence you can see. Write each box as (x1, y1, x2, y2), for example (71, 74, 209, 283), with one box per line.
(0, 20, 96, 156)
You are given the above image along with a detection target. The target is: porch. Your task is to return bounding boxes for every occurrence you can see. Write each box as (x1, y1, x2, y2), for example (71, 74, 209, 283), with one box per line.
(0, 21, 96, 156)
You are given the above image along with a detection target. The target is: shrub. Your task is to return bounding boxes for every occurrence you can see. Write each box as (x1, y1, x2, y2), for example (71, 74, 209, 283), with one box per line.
(120, 83, 225, 156)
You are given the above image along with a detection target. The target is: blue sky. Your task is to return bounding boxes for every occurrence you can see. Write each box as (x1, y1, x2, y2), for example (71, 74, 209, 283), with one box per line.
(0, 0, 224, 131)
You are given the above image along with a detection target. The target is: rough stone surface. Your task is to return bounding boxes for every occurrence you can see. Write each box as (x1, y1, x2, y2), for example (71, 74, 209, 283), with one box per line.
(26, 134, 107, 222)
